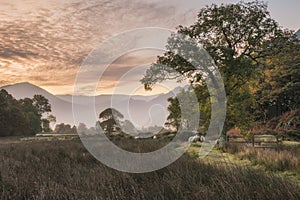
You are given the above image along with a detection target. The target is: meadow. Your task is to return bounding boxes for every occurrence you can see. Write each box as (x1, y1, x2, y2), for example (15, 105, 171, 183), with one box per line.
(0, 137, 299, 200)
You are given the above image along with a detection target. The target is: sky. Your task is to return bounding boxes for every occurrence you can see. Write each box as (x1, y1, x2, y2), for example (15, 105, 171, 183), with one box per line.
(0, 0, 299, 95)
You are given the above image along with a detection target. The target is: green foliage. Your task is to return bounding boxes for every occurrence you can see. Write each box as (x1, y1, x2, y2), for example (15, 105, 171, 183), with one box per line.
(0, 89, 54, 136)
(255, 35, 300, 120)
(141, 1, 296, 134)
(165, 86, 210, 133)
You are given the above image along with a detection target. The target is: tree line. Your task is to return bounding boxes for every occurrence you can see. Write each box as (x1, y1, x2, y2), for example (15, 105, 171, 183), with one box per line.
(0, 89, 55, 136)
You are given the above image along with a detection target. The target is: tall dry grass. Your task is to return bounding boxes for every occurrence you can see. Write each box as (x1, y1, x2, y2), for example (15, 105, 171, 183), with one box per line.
(0, 139, 299, 199)
(226, 144, 300, 173)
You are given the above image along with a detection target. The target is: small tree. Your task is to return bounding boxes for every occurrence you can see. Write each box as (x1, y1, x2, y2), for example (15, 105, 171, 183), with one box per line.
(99, 108, 124, 135)
(54, 123, 77, 134)
(48, 115, 56, 125)
(77, 123, 88, 135)
(166, 86, 210, 133)
(41, 115, 56, 132)
(165, 97, 181, 132)
(41, 119, 51, 132)
(32, 95, 51, 116)
(32, 95, 53, 133)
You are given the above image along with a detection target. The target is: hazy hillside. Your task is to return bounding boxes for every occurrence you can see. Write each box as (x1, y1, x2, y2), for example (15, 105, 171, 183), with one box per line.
(0, 82, 176, 128)
(0, 82, 89, 127)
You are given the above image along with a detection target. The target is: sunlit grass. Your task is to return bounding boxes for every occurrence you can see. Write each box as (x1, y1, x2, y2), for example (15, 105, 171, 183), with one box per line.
(0, 138, 299, 199)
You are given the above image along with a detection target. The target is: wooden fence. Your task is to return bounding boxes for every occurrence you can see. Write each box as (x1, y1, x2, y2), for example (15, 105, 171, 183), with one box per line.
(227, 134, 282, 148)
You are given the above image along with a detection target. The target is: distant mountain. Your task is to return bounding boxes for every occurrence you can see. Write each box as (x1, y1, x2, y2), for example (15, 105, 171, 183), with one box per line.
(0, 82, 88, 127)
(2, 82, 55, 101)
(0, 82, 182, 128)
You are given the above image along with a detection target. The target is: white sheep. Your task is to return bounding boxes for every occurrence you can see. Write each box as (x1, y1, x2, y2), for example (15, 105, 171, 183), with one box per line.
(188, 135, 205, 143)
(200, 135, 205, 142)
(188, 135, 201, 143)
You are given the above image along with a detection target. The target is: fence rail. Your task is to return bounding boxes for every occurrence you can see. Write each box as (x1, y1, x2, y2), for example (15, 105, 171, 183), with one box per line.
(227, 134, 281, 148)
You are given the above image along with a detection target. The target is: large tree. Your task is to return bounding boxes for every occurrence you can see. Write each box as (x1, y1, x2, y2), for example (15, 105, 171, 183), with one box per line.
(141, 1, 292, 134)
(99, 108, 124, 135)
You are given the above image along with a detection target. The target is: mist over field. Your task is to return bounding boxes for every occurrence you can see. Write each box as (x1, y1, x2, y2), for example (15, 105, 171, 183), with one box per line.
(0, 82, 176, 128)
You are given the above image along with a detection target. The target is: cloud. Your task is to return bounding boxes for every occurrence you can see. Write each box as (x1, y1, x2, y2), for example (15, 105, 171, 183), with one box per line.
(0, 0, 196, 94)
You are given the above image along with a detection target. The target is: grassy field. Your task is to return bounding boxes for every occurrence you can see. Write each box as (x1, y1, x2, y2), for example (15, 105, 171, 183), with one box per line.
(0, 137, 299, 200)
(224, 142, 300, 183)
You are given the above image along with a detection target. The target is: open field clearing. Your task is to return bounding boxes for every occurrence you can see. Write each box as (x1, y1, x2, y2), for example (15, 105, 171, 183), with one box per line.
(0, 137, 299, 200)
